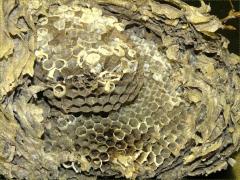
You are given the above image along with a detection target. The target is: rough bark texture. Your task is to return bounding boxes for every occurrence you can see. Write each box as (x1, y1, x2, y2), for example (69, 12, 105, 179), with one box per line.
(0, 0, 239, 179)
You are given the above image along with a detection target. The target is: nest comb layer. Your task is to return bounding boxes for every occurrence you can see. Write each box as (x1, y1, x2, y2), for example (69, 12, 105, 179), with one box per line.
(34, 3, 144, 113)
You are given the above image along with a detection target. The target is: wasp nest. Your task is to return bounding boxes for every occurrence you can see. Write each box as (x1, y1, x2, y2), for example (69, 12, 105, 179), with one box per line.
(0, 0, 239, 180)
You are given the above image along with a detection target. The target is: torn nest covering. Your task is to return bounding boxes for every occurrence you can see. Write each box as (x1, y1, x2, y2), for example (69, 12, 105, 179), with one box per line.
(0, 0, 239, 179)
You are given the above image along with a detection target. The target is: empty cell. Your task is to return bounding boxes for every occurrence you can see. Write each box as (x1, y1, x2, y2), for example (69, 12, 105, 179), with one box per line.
(75, 126, 86, 136)
(103, 104, 113, 112)
(53, 84, 66, 98)
(55, 59, 66, 69)
(156, 155, 164, 165)
(119, 94, 129, 103)
(147, 152, 155, 164)
(84, 120, 94, 129)
(131, 129, 141, 140)
(94, 124, 104, 133)
(161, 148, 170, 158)
(103, 129, 114, 138)
(79, 105, 91, 113)
(42, 59, 54, 70)
(92, 105, 103, 113)
(73, 97, 85, 106)
(98, 95, 110, 105)
(92, 158, 102, 169)
(86, 130, 96, 140)
(136, 152, 148, 164)
(90, 149, 100, 158)
(134, 140, 143, 150)
(113, 129, 125, 140)
(86, 96, 97, 106)
(111, 121, 122, 129)
(106, 138, 115, 147)
(109, 94, 120, 104)
(115, 141, 127, 150)
(121, 124, 132, 134)
(99, 152, 110, 162)
(143, 144, 152, 152)
(98, 145, 108, 152)
(114, 85, 127, 94)
(113, 103, 121, 110)
(96, 135, 106, 143)
(146, 117, 154, 126)
(81, 146, 90, 155)
(129, 118, 139, 128)
(124, 135, 134, 145)
(152, 144, 161, 155)
(139, 122, 148, 133)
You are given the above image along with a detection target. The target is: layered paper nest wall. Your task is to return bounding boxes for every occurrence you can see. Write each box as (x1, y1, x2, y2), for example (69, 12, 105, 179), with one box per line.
(0, 0, 239, 179)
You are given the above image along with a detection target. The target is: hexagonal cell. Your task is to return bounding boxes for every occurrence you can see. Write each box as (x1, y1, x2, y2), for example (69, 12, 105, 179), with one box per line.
(176, 123, 185, 131)
(92, 105, 103, 113)
(53, 84, 66, 98)
(114, 85, 127, 95)
(101, 119, 112, 128)
(109, 94, 120, 104)
(99, 152, 110, 162)
(111, 121, 122, 129)
(121, 124, 132, 134)
(103, 104, 113, 112)
(119, 94, 129, 103)
(139, 122, 148, 133)
(100, 162, 111, 172)
(94, 123, 104, 134)
(161, 148, 170, 159)
(164, 134, 175, 143)
(156, 155, 164, 165)
(57, 117, 68, 129)
(55, 59, 66, 69)
(125, 145, 136, 155)
(79, 105, 91, 113)
(143, 144, 152, 152)
(89, 140, 99, 150)
(175, 136, 185, 146)
(90, 149, 100, 158)
(75, 126, 87, 136)
(152, 143, 161, 155)
(146, 117, 154, 126)
(134, 140, 143, 150)
(129, 118, 139, 128)
(147, 152, 155, 164)
(42, 59, 55, 70)
(73, 97, 85, 106)
(103, 128, 114, 138)
(140, 133, 151, 142)
(84, 120, 94, 129)
(123, 134, 134, 145)
(115, 141, 127, 150)
(112, 102, 121, 111)
(92, 158, 102, 169)
(86, 96, 98, 106)
(136, 151, 148, 164)
(131, 129, 141, 140)
(86, 130, 96, 141)
(98, 144, 108, 152)
(80, 146, 90, 155)
(106, 138, 115, 147)
(98, 95, 110, 105)
(113, 129, 125, 140)
(96, 135, 106, 143)
(118, 116, 129, 124)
